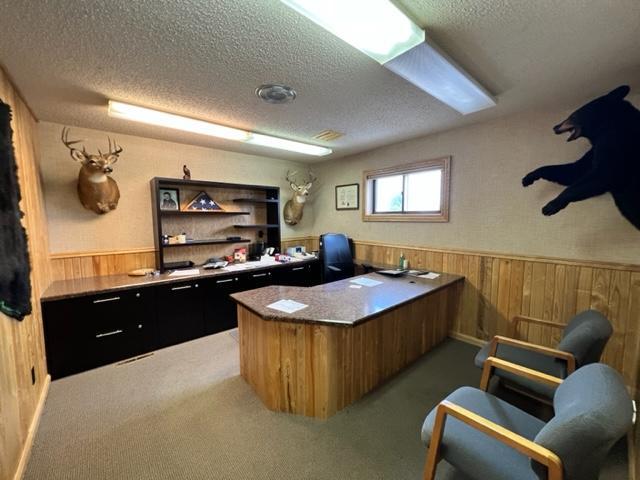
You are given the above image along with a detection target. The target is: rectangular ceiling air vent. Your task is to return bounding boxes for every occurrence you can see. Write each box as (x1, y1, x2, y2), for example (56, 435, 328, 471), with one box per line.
(313, 130, 344, 142)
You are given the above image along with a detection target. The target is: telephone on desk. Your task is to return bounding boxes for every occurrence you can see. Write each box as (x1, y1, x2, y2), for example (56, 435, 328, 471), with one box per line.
(202, 257, 228, 270)
(286, 245, 314, 259)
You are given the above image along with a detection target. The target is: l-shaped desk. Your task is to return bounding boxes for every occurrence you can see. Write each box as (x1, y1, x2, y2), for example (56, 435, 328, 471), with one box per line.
(232, 271, 464, 419)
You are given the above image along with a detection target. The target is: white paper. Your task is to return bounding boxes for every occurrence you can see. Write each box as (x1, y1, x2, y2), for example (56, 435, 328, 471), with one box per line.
(168, 269, 200, 277)
(267, 299, 309, 314)
(350, 277, 383, 287)
(349, 285, 362, 289)
(418, 272, 440, 280)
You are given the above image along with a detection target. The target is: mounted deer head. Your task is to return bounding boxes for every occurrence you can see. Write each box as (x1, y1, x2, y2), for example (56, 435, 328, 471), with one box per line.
(61, 127, 123, 214)
(283, 170, 316, 225)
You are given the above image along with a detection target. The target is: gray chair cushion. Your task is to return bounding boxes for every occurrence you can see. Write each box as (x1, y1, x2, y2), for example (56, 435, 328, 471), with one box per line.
(557, 310, 612, 366)
(532, 364, 633, 480)
(421, 386, 545, 480)
(474, 309, 612, 400)
(474, 342, 566, 400)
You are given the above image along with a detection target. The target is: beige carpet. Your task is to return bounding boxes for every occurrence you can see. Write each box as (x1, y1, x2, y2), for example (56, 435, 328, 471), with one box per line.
(24, 332, 627, 480)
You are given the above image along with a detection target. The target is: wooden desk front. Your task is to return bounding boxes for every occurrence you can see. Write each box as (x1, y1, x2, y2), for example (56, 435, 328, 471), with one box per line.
(232, 272, 464, 419)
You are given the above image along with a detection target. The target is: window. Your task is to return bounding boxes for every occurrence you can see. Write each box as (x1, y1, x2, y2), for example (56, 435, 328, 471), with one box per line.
(363, 157, 450, 222)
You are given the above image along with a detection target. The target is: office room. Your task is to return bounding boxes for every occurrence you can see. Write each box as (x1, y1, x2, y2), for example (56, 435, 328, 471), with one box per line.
(1, 1, 639, 479)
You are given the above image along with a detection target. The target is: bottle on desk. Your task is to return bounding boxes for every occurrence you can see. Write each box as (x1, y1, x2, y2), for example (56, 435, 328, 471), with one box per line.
(399, 252, 408, 270)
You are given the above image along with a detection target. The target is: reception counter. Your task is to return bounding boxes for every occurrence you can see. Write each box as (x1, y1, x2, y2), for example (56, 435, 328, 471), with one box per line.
(232, 271, 464, 419)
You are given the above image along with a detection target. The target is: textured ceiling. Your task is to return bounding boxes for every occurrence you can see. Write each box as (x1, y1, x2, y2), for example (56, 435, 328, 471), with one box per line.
(0, 0, 639, 162)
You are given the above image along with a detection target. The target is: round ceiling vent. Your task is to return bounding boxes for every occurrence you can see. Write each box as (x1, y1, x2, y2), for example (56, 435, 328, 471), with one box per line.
(256, 84, 297, 104)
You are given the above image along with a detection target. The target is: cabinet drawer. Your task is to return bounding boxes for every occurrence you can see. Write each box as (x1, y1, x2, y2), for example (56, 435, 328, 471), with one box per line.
(273, 262, 320, 287)
(155, 280, 204, 348)
(203, 275, 245, 334)
(43, 288, 155, 379)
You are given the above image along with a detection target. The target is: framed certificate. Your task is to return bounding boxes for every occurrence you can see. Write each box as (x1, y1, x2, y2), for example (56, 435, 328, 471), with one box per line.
(335, 183, 359, 210)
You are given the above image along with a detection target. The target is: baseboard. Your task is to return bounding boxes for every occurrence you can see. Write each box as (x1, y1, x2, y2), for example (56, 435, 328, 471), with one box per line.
(13, 374, 50, 480)
(448, 331, 485, 348)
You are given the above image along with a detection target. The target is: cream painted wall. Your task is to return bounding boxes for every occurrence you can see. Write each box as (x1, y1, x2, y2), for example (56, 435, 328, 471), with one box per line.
(39, 122, 314, 254)
(310, 97, 640, 265)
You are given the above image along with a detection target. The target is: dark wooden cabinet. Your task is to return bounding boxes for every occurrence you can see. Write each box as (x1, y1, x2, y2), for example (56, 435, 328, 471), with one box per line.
(42, 259, 319, 378)
(155, 280, 204, 349)
(273, 262, 320, 287)
(43, 287, 155, 379)
(203, 275, 245, 334)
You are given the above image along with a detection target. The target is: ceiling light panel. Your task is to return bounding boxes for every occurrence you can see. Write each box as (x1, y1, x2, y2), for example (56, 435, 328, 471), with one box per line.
(108, 101, 332, 157)
(280, 0, 424, 64)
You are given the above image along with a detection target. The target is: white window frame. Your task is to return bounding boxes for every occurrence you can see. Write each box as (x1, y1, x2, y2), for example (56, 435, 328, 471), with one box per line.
(362, 157, 450, 222)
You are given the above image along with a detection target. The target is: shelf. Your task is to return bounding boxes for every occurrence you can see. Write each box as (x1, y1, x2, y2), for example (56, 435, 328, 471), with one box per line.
(233, 198, 279, 204)
(160, 210, 250, 216)
(163, 238, 251, 247)
(234, 224, 279, 228)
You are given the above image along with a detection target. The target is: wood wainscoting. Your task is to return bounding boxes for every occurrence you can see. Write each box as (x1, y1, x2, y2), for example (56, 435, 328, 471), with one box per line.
(0, 67, 52, 480)
(353, 239, 640, 388)
(50, 237, 318, 282)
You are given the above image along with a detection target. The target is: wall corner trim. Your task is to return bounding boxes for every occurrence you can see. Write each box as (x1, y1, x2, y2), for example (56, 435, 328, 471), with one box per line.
(13, 374, 50, 480)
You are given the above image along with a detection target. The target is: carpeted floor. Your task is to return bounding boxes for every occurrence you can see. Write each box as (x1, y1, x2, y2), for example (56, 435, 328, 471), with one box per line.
(24, 332, 628, 480)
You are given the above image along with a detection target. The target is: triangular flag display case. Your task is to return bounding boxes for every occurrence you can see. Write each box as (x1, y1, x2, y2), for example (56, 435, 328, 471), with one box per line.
(185, 191, 222, 211)
(150, 177, 281, 272)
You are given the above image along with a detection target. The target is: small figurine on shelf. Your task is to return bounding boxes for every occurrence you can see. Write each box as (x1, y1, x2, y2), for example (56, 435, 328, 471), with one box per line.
(183, 165, 191, 180)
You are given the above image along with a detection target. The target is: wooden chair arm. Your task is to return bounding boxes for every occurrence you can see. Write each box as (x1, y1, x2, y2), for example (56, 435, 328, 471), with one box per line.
(511, 315, 567, 330)
(423, 400, 563, 480)
(480, 356, 564, 391)
(487, 336, 577, 375)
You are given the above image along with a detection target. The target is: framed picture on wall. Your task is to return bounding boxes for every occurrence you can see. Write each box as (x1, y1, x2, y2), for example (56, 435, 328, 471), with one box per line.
(159, 188, 180, 211)
(335, 183, 359, 210)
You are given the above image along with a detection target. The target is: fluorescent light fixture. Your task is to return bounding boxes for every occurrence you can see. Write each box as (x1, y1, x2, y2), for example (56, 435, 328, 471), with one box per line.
(108, 101, 332, 156)
(247, 133, 332, 156)
(384, 38, 496, 114)
(280, 0, 424, 64)
(280, 0, 496, 115)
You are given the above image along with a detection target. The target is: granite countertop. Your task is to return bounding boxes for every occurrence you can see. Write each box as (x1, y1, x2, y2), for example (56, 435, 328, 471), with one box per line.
(42, 256, 318, 302)
(231, 271, 464, 327)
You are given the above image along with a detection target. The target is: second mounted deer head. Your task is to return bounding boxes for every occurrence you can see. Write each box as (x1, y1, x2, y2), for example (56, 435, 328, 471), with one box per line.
(283, 170, 316, 225)
(61, 127, 123, 215)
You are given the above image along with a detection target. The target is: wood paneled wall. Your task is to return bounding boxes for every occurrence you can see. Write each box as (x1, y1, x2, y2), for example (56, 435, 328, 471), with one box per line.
(0, 67, 51, 480)
(353, 240, 640, 386)
(50, 238, 317, 282)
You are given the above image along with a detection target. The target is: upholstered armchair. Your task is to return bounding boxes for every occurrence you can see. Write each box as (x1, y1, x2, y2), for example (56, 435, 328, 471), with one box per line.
(474, 309, 612, 401)
(421, 358, 633, 480)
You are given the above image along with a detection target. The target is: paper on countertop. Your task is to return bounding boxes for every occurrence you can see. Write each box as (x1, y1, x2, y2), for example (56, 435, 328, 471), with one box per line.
(267, 299, 309, 314)
(350, 277, 383, 287)
(349, 284, 362, 289)
(418, 272, 440, 280)
(168, 268, 200, 277)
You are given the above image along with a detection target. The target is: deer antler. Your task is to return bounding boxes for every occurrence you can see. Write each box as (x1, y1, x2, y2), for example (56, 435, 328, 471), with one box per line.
(286, 170, 298, 184)
(306, 170, 317, 184)
(61, 127, 83, 151)
(107, 137, 123, 156)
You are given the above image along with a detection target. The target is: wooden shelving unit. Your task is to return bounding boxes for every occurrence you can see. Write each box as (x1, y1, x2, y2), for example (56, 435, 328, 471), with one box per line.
(151, 177, 281, 272)
(163, 239, 251, 247)
(233, 224, 279, 229)
(160, 210, 250, 216)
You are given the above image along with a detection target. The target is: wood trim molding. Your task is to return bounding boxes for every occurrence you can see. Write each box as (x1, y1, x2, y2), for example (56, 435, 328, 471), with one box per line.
(353, 238, 640, 272)
(50, 247, 156, 259)
(13, 375, 50, 480)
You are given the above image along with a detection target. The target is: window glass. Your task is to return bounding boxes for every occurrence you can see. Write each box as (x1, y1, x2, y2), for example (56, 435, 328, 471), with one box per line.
(404, 169, 442, 212)
(374, 175, 403, 212)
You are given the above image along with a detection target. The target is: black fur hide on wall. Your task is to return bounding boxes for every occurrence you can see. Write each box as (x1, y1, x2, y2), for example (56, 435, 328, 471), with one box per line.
(0, 99, 32, 321)
(523, 85, 640, 230)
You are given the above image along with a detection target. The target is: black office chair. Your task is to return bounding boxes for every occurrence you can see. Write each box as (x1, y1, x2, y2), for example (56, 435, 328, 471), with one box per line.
(319, 233, 355, 283)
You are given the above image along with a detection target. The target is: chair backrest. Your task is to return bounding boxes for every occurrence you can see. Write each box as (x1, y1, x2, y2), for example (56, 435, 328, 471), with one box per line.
(532, 363, 633, 480)
(557, 310, 613, 367)
(319, 233, 354, 283)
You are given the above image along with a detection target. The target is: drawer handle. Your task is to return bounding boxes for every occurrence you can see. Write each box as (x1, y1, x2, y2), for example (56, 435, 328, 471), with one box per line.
(292, 267, 305, 271)
(216, 278, 233, 284)
(96, 329, 123, 338)
(93, 296, 121, 304)
(171, 285, 192, 291)
(252, 273, 267, 278)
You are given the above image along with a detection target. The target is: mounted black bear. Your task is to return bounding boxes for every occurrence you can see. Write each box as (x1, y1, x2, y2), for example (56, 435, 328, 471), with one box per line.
(522, 85, 640, 230)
